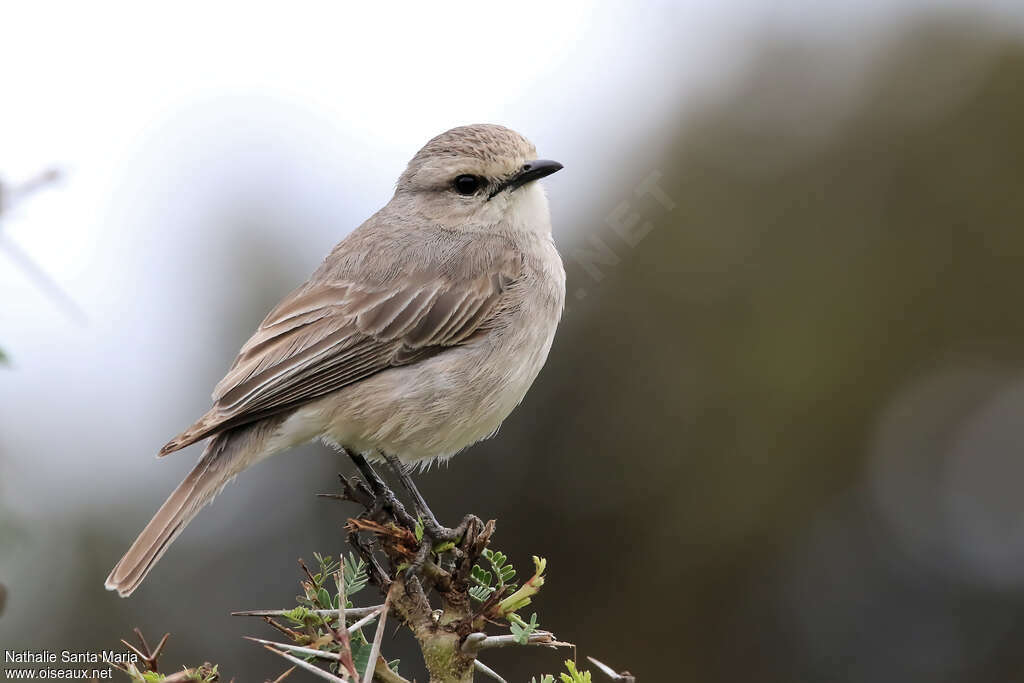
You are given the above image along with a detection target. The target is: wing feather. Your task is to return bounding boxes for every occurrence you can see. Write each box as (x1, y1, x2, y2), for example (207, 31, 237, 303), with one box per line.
(159, 252, 522, 455)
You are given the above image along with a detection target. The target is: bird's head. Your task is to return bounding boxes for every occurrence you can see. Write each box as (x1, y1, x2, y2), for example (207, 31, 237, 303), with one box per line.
(395, 124, 562, 230)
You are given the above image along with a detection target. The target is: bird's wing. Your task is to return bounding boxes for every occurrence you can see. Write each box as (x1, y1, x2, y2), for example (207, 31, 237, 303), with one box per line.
(158, 251, 523, 455)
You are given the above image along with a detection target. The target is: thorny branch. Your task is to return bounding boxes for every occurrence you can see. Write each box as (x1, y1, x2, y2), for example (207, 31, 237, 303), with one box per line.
(114, 455, 631, 683)
(235, 455, 584, 683)
(109, 629, 219, 683)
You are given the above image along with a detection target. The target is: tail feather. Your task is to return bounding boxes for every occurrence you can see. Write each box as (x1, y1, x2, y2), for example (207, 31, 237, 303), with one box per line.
(158, 410, 223, 457)
(106, 432, 244, 597)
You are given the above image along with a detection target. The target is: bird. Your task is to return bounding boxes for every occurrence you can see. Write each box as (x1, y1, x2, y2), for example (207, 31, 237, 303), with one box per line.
(105, 124, 565, 597)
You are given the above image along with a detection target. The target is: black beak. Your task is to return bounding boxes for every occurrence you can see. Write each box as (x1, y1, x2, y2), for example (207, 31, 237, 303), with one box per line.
(489, 159, 564, 198)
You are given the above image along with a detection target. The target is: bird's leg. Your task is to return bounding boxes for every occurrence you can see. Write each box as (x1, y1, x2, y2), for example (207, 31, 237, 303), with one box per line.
(348, 450, 387, 494)
(344, 449, 414, 526)
(382, 453, 464, 543)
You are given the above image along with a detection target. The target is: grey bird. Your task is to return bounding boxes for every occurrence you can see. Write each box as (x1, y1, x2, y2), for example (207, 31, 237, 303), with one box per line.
(105, 124, 565, 597)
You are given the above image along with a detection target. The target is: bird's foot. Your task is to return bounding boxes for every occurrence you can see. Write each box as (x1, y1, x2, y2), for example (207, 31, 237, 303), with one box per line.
(427, 513, 481, 547)
(341, 449, 484, 586)
(381, 453, 476, 544)
(401, 513, 484, 585)
(344, 449, 416, 528)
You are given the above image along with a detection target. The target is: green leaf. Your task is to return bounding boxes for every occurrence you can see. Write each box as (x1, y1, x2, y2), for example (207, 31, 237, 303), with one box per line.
(414, 516, 424, 542)
(349, 627, 369, 646)
(469, 585, 493, 602)
(282, 606, 312, 625)
(558, 660, 592, 683)
(350, 640, 373, 679)
(186, 664, 219, 683)
(344, 553, 369, 596)
(471, 565, 493, 587)
(313, 552, 340, 583)
(497, 556, 546, 616)
(510, 612, 540, 645)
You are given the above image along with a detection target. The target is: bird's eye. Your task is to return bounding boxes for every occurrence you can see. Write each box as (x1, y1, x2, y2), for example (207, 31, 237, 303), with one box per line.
(453, 174, 482, 195)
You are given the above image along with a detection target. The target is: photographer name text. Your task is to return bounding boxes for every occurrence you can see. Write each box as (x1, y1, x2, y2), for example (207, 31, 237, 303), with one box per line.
(5, 650, 138, 664)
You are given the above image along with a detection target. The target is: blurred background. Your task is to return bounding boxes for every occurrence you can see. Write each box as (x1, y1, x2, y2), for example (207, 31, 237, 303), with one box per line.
(4, 1, 1024, 681)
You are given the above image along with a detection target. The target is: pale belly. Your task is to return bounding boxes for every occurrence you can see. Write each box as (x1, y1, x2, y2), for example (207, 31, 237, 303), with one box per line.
(275, 319, 558, 465)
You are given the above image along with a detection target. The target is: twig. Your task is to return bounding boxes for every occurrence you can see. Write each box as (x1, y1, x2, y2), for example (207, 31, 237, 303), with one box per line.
(298, 558, 319, 587)
(473, 660, 508, 683)
(461, 633, 488, 652)
(370, 660, 412, 683)
(336, 568, 346, 636)
(158, 664, 217, 683)
(232, 606, 383, 619)
(346, 608, 383, 634)
(119, 640, 150, 668)
(586, 656, 636, 682)
(333, 567, 359, 680)
(1, 168, 61, 206)
(267, 666, 296, 683)
(119, 628, 172, 673)
(360, 589, 392, 683)
(133, 629, 151, 659)
(462, 630, 572, 652)
(240, 607, 382, 639)
(261, 616, 306, 642)
(245, 637, 341, 661)
(148, 633, 171, 667)
(261, 645, 346, 683)
(348, 530, 391, 591)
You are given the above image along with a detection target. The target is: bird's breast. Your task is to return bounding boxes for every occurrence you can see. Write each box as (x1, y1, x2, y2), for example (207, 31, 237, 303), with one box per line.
(311, 238, 564, 464)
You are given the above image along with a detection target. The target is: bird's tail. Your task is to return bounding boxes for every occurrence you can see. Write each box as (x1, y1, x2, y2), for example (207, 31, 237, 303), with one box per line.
(105, 428, 259, 597)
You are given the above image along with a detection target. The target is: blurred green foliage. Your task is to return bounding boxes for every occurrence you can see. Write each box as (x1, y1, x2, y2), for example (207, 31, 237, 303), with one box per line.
(480, 17, 1024, 683)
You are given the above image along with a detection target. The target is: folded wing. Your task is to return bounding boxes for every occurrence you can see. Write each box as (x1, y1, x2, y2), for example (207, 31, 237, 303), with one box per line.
(158, 253, 522, 456)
